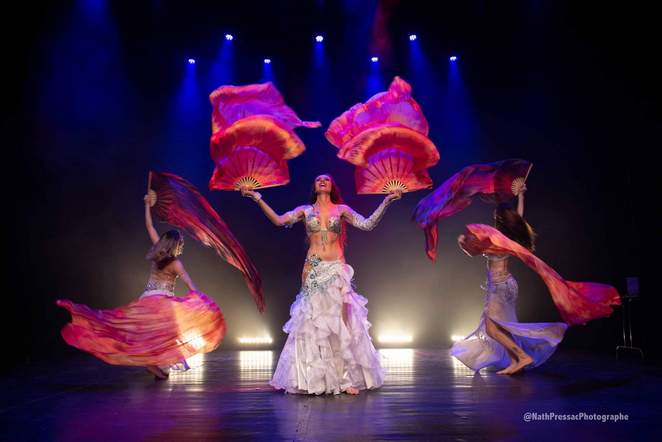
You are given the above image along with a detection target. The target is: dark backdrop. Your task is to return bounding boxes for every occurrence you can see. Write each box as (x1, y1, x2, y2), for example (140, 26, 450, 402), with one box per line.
(5, 1, 657, 369)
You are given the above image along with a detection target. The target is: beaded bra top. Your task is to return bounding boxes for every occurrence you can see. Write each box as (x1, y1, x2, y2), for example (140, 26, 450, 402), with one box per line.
(144, 266, 178, 293)
(304, 206, 342, 235)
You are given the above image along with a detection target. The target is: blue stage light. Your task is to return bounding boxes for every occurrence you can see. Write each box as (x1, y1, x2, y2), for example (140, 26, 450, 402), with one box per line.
(371, 56, 379, 63)
(315, 35, 324, 43)
(187, 58, 196, 64)
(225, 34, 234, 41)
(449, 56, 458, 62)
(264, 58, 271, 64)
(409, 34, 417, 41)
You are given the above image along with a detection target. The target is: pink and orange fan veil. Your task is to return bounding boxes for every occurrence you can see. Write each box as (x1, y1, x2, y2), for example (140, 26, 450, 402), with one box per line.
(209, 82, 321, 191)
(413, 159, 532, 261)
(149, 171, 265, 312)
(458, 224, 621, 326)
(326, 76, 440, 194)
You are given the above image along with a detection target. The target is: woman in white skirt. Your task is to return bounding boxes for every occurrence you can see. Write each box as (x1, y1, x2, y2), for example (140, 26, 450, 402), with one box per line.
(241, 174, 401, 394)
(451, 184, 568, 375)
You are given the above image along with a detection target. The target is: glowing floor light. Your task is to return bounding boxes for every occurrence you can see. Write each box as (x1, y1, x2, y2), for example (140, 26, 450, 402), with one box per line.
(315, 35, 324, 42)
(225, 34, 234, 41)
(187, 58, 196, 64)
(449, 55, 458, 62)
(263, 58, 272, 64)
(371, 56, 379, 63)
(378, 334, 413, 344)
(409, 34, 417, 41)
(238, 336, 273, 345)
(379, 348, 414, 376)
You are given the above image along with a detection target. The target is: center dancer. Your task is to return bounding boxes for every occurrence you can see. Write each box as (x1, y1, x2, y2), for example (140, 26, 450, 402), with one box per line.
(241, 174, 401, 395)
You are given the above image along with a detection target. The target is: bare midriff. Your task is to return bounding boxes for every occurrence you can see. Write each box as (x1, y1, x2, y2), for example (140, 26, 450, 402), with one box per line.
(487, 257, 511, 284)
(306, 231, 344, 262)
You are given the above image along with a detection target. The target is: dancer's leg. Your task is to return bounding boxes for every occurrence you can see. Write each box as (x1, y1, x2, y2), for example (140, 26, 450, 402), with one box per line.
(485, 317, 533, 375)
(146, 365, 168, 379)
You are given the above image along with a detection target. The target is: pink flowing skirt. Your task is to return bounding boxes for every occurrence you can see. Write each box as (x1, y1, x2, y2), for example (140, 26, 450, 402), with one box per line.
(56, 291, 225, 367)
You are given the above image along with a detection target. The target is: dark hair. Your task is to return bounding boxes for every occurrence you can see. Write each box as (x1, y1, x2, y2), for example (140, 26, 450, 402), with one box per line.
(309, 174, 347, 248)
(146, 230, 184, 269)
(494, 203, 536, 251)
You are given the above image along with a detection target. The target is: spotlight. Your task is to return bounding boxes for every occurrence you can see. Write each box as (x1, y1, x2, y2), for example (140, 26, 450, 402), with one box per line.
(263, 58, 272, 64)
(315, 35, 324, 43)
(225, 34, 234, 41)
(378, 334, 413, 344)
(187, 58, 196, 64)
(451, 334, 465, 342)
(449, 56, 458, 62)
(409, 34, 417, 41)
(238, 336, 273, 345)
(371, 56, 379, 63)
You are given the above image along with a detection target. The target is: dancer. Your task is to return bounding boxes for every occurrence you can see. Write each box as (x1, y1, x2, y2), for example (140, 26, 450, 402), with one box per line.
(450, 183, 568, 375)
(56, 191, 225, 379)
(241, 174, 401, 394)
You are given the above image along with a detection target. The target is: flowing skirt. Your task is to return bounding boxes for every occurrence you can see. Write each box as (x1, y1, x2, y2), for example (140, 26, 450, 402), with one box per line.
(270, 259, 384, 394)
(450, 276, 568, 371)
(56, 290, 225, 367)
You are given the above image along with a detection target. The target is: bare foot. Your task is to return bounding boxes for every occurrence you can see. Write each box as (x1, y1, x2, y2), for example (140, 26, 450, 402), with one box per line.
(508, 354, 534, 375)
(344, 386, 360, 395)
(146, 365, 169, 380)
(497, 360, 519, 375)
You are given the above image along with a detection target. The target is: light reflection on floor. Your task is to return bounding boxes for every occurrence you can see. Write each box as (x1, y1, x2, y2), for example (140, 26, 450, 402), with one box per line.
(168, 353, 206, 386)
(379, 348, 414, 381)
(239, 351, 274, 382)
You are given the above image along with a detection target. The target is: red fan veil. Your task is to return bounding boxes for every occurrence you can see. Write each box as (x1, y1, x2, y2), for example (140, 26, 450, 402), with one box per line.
(459, 224, 621, 326)
(326, 76, 439, 194)
(413, 159, 532, 261)
(150, 171, 265, 312)
(209, 82, 320, 191)
(56, 292, 225, 366)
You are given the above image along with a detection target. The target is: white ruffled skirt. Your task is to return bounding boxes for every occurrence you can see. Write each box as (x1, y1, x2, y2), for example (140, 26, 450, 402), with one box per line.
(450, 275, 568, 371)
(270, 258, 384, 394)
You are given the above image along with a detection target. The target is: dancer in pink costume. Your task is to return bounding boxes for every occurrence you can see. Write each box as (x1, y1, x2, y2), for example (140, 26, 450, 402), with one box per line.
(241, 175, 401, 394)
(57, 191, 225, 379)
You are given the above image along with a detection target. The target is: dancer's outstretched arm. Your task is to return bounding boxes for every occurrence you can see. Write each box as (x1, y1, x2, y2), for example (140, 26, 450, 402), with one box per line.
(340, 190, 402, 231)
(144, 191, 160, 244)
(241, 189, 306, 227)
(516, 183, 527, 216)
(172, 260, 198, 292)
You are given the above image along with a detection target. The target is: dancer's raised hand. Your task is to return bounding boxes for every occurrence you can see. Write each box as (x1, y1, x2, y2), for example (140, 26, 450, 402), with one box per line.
(144, 190, 157, 207)
(241, 188, 263, 202)
(385, 189, 403, 204)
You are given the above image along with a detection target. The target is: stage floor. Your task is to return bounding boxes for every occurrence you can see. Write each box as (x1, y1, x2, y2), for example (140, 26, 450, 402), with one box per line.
(0, 348, 659, 441)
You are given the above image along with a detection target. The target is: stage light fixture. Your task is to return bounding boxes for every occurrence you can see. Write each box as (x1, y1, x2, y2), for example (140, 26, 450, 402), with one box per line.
(264, 58, 272, 64)
(225, 34, 234, 41)
(409, 34, 417, 41)
(238, 336, 273, 345)
(371, 56, 379, 63)
(315, 35, 324, 42)
(449, 56, 458, 62)
(187, 58, 196, 64)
